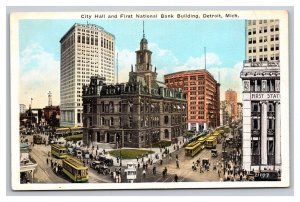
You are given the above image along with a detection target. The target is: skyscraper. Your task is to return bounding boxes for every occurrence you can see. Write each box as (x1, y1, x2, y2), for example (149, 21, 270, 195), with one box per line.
(225, 89, 238, 121)
(246, 19, 279, 62)
(241, 20, 281, 172)
(60, 23, 115, 127)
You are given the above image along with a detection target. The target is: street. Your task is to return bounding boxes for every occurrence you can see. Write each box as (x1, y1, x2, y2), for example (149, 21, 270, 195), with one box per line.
(21, 122, 245, 184)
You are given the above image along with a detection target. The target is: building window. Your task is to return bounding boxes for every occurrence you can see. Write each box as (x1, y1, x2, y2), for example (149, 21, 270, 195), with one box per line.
(268, 118, 274, 130)
(252, 118, 260, 130)
(119, 101, 122, 113)
(119, 117, 122, 127)
(264, 26, 267, 33)
(248, 29, 251, 35)
(275, 44, 279, 51)
(101, 117, 105, 125)
(251, 139, 260, 155)
(128, 116, 133, 128)
(164, 129, 169, 139)
(77, 35, 81, 43)
(109, 101, 114, 113)
(128, 133, 132, 142)
(252, 102, 260, 112)
(110, 117, 114, 126)
(271, 44, 275, 51)
(267, 139, 274, 155)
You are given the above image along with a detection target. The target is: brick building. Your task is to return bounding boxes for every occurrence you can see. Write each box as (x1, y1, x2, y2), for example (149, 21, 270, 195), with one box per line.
(164, 70, 220, 131)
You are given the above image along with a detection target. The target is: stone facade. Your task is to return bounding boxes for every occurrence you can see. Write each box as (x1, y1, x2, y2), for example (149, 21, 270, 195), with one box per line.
(82, 32, 187, 148)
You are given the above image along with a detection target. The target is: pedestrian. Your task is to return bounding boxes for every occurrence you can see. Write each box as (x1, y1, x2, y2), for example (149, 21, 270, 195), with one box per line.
(138, 162, 140, 170)
(152, 166, 156, 175)
(174, 174, 178, 182)
(142, 169, 146, 178)
(176, 159, 179, 168)
(46, 158, 49, 165)
(160, 159, 163, 165)
(137, 156, 139, 162)
(164, 167, 168, 176)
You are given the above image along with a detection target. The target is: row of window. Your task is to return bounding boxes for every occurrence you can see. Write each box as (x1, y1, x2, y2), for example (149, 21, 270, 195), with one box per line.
(248, 54, 280, 62)
(248, 19, 279, 26)
(248, 44, 279, 53)
(248, 25, 279, 35)
(77, 35, 114, 51)
(248, 34, 279, 44)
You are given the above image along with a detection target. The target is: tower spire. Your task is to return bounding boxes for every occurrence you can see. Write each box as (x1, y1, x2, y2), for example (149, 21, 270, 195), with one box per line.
(204, 47, 206, 70)
(143, 21, 145, 38)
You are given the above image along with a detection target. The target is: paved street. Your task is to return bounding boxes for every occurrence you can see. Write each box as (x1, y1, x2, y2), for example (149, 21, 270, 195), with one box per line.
(21, 124, 245, 184)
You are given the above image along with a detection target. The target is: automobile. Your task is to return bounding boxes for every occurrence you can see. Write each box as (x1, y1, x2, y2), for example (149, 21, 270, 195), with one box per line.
(90, 161, 101, 170)
(211, 149, 218, 157)
(76, 150, 82, 158)
(202, 158, 209, 166)
(97, 155, 113, 166)
(97, 163, 111, 175)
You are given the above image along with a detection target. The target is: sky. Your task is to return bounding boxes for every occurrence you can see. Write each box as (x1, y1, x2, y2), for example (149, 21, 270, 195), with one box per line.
(19, 19, 245, 108)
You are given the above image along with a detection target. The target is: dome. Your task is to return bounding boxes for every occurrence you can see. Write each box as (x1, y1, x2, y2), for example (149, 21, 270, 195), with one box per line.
(140, 37, 148, 44)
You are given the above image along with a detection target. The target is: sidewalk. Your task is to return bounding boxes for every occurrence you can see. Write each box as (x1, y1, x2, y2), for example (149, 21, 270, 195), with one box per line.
(82, 137, 187, 167)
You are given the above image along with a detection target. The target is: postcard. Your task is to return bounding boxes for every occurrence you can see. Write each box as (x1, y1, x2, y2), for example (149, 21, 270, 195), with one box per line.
(10, 10, 289, 190)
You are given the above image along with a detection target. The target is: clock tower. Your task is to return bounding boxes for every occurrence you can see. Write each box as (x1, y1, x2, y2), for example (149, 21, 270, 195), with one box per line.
(129, 22, 158, 92)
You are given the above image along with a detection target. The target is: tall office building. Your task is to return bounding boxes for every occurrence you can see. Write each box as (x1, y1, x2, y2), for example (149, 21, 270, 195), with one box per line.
(60, 23, 115, 127)
(165, 70, 220, 131)
(241, 19, 281, 172)
(225, 89, 238, 121)
(246, 19, 279, 62)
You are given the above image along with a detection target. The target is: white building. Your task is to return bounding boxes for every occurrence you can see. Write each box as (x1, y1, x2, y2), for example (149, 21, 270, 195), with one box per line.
(241, 19, 281, 172)
(60, 23, 115, 127)
(20, 104, 26, 113)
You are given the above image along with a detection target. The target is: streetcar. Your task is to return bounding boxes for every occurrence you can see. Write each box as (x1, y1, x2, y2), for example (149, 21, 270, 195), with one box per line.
(205, 136, 217, 149)
(62, 156, 89, 182)
(211, 131, 221, 143)
(51, 144, 67, 159)
(198, 135, 210, 149)
(33, 134, 46, 144)
(185, 141, 203, 157)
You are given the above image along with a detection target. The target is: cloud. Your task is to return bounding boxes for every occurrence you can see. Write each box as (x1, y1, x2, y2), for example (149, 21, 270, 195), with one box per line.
(116, 48, 136, 83)
(116, 45, 243, 103)
(20, 43, 60, 108)
(207, 62, 243, 102)
(184, 53, 222, 69)
(117, 43, 180, 83)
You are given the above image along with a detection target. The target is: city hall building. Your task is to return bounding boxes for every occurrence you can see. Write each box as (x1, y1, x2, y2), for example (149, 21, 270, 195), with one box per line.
(241, 19, 281, 172)
(82, 31, 187, 148)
